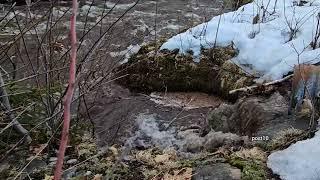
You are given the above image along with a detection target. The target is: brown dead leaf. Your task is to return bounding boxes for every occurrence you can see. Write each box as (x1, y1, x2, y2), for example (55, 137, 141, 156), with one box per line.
(154, 154, 171, 164)
(136, 150, 154, 164)
(30, 144, 47, 155)
(44, 175, 54, 180)
(163, 168, 192, 180)
(233, 147, 267, 162)
(93, 174, 103, 180)
(109, 146, 119, 156)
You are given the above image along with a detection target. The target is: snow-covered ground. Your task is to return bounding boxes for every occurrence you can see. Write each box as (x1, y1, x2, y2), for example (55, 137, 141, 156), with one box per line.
(267, 130, 320, 180)
(161, 0, 320, 81)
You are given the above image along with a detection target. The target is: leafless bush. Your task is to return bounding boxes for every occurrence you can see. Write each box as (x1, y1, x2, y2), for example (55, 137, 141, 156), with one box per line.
(0, 0, 140, 175)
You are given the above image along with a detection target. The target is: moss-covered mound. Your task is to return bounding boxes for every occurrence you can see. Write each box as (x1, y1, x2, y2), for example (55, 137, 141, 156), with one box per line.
(116, 43, 253, 98)
(228, 147, 268, 180)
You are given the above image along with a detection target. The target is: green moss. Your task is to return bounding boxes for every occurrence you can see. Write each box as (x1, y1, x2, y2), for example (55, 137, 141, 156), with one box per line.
(120, 53, 215, 93)
(7, 83, 63, 107)
(267, 128, 306, 151)
(117, 43, 242, 96)
(218, 61, 253, 97)
(0, 83, 64, 153)
(207, 104, 232, 131)
(228, 156, 267, 180)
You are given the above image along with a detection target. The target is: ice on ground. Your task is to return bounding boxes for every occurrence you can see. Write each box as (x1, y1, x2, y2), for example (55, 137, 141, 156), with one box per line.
(125, 113, 181, 150)
(161, 0, 320, 81)
(267, 130, 320, 180)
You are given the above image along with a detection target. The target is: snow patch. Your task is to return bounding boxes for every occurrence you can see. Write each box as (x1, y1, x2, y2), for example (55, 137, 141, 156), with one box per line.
(165, 24, 183, 30)
(105, 2, 136, 10)
(109, 44, 141, 64)
(80, 5, 104, 18)
(267, 130, 320, 180)
(161, 0, 320, 81)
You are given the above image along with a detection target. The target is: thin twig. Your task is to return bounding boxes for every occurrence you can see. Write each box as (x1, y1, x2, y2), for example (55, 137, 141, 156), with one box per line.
(229, 74, 293, 94)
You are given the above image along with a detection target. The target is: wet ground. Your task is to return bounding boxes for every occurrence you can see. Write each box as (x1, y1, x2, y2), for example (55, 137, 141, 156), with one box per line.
(87, 84, 223, 147)
(81, 0, 226, 54)
(78, 0, 229, 147)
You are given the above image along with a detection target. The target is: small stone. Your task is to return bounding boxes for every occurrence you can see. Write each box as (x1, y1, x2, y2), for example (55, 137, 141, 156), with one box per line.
(0, 162, 10, 173)
(84, 171, 92, 176)
(178, 129, 205, 153)
(193, 163, 241, 180)
(62, 167, 76, 179)
(48, 162, 56, 167)
(66, 159, 78, 164)
(204, 131, 242, 151)
(49, 157, 58, 162)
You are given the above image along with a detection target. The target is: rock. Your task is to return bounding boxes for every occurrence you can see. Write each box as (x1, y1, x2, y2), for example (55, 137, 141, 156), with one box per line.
(204, 131, 244, 152)
(24, 158, 47, 174)
(66, 159, 78, 164)
(178, 129, 246, 153)
(208, 92, 310, 138)
(48, 162, 56, 167)
(0, 162, 10, 177)
(193, 163, 241, 180)
(49, 157, 58, 162)
(62, 167, 76, 180)
(208, 103, 235, 131)
(84, 171, 92, 176)
(178, 129, 206, 152)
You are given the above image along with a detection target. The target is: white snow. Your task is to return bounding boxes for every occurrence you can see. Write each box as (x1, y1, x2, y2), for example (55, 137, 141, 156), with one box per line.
(109, 44, 141, 64)
(267, 130, 320, 180)
(105, 2, 136, 10)
(160, 0, 320, 81)
(124, 113, 181, 150)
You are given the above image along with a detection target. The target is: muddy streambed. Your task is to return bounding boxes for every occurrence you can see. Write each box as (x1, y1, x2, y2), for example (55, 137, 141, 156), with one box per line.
(77, 0, 229, 146)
